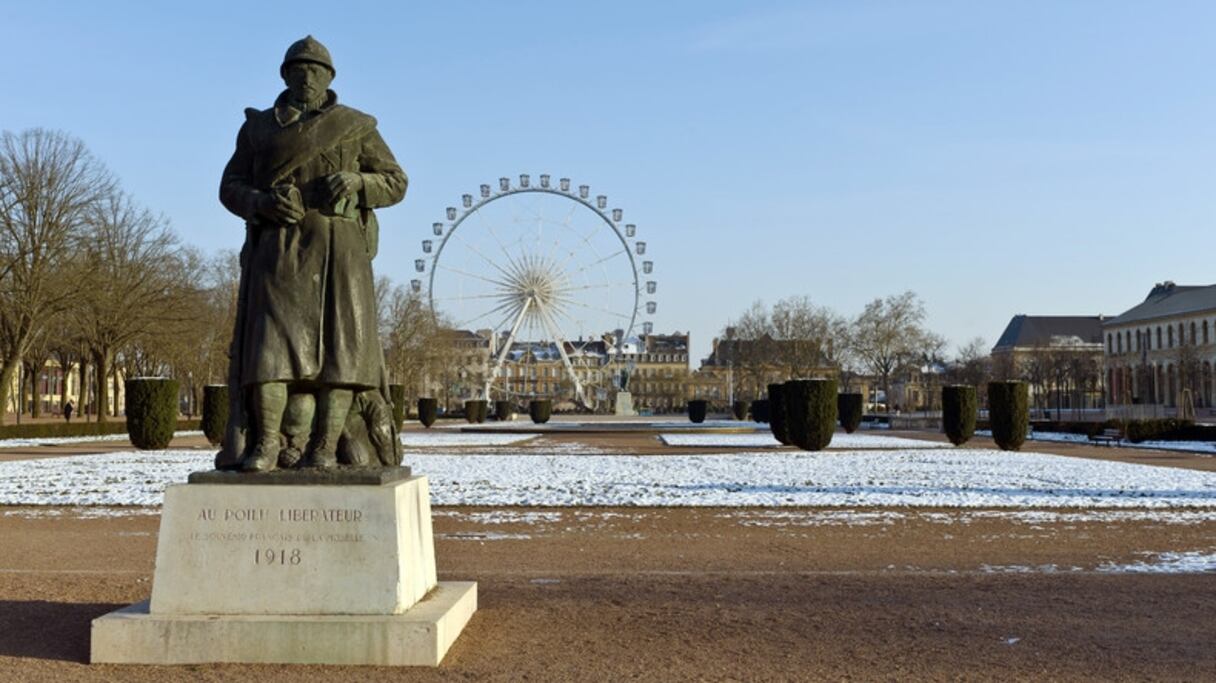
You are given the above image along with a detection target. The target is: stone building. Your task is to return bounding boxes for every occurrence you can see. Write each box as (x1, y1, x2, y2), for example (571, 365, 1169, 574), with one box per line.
(990, 314, 1106, 412)
(1102, 282, 1216, 414)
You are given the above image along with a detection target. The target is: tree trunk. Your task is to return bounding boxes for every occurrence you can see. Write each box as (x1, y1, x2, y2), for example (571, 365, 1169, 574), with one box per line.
(27, 362, 41, 418)
(0, 356, 20, 424)
(60, 360, 72, 413)
(112, 366, 120, 417)
(94, 349, 110, 423)
(80, 356, 91, 421)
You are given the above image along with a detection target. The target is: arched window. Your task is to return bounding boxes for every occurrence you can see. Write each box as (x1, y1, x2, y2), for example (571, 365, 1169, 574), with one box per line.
(1117, 334, 1123, 354)
(1157, 326, 1163, 349)
(1191, 321, 1198, 345)
(1205, 320, 1210, 345)
(1107, 333, 1113, 354)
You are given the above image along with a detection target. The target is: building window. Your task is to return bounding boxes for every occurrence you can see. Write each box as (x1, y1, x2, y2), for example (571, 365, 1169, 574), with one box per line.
(1107, 334, 1113, 354)
(1158, 326, 1163, 349)
(1205, 320, 1210, 345)
(1191, 322, 1197, 345)
(1116, 334, 1122, 354)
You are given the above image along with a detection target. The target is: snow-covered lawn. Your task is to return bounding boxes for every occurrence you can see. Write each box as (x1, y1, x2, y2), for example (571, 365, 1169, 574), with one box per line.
(1021, 430, 1216, 455)
(0, 431, 203, 449)
(4, 447, 1216, 509)
(660, 433, 940, 449)
(400, 433, 538, 447)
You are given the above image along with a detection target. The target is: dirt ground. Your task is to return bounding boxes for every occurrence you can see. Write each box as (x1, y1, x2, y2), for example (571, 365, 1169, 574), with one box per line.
(0, 428, 1214, 681)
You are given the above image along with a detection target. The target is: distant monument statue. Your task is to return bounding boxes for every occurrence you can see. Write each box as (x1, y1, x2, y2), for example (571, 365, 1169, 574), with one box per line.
(215, 35, 406, 472)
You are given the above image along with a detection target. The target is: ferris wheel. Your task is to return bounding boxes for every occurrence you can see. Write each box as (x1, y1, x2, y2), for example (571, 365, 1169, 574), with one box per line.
(414, 174, 657, 407)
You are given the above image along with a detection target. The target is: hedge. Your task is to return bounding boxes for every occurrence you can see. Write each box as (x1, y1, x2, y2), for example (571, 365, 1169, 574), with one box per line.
(750, 399, 770, 423)
(201, 384, 228, 446)
(988, 381, 1029, 451)
(530, 399, 552, 424)
(837, 393, 863, 434)
(388, 384, 406, 426)
(767, 383, 790, 445)
(417, 397, 438, 428)
(0, 418, 200, 441)
(785, 378, 837, 451)
(687, 399, 708, 424)
(941, 385, 977, 446)
(125, 377, 179, 450)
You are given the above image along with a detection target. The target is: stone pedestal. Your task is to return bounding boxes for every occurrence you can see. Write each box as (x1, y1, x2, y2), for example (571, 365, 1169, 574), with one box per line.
(91, 474, 475, 666)
(614, 391, 636, 416)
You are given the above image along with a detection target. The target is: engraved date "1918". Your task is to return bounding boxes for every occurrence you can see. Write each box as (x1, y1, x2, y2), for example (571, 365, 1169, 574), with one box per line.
(254, 548, 301, 565)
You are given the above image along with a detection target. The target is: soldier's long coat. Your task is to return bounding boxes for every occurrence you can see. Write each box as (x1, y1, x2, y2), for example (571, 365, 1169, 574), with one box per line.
(220, 90, 406, 389)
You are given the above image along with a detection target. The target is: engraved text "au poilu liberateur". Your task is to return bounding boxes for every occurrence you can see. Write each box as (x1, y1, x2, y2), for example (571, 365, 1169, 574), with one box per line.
(196, 508, 364, 523)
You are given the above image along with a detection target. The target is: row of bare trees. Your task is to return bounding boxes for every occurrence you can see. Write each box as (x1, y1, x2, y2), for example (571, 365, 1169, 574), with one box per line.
(0, 128, 238, 422)
(720, 292, 998, 411)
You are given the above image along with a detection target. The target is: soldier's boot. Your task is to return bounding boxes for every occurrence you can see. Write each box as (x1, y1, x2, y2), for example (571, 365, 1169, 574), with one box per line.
(242, 434, 281, 472)
(245, 382, 289, 472)
(305, 435, 337, 469)
(305, 388, 353, 469)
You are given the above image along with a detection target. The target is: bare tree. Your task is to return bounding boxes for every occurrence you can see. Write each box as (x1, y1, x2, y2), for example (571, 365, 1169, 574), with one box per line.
(770, 295, 849, 378)
(74, 191, 188, 421)
(950, 336, 991, 391)
(850, 291, 931, 413)
(0, 129, 114, 423)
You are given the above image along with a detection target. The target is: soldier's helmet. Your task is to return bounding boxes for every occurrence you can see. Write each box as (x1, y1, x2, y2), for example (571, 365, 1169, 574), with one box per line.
(281, 35, 335, 77)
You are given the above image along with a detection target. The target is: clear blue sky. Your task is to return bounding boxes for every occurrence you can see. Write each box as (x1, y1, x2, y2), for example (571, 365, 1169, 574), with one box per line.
(3, 1, 1214, 364)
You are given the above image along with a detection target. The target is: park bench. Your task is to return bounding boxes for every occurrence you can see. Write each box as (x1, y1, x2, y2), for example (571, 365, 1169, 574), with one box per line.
(1088, 428, 1123, 446)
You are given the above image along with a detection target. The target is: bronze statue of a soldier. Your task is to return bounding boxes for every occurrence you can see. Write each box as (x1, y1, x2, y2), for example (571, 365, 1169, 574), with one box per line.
(217, 36, 406, 472)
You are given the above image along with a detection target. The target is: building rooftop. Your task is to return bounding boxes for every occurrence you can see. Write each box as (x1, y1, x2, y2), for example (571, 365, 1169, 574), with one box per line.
(1103, 281, 1216, 327)
(992, 315, 1105, 352)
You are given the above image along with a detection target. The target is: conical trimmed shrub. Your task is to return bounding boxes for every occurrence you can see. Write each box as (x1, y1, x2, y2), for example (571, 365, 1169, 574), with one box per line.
(942, 385, 977, 446)
(465, 399, 488, 424)
(530, 399, 551, 424)
(837, 393, 863, 434)
(494, 400, 514, 421)
(201, 384, 228, 446)
(732, 400, 748, 421)
(687, 399, 708, 424)
(417, 397, 437, 428)
(125, 377, 179, 450)
(751, 399, 770, 423)
(988, 381, 1028, 451)
(785, 378, 837, 451)
(768, 383, 790, 445)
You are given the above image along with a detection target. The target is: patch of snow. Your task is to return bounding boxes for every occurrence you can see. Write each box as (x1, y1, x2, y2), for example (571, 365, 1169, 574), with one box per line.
(0, 431, 203, 449)
(400, 433, 538, 447)
(659, 433, 941, 449)
(6, 446, 1216, 509)
(1097, 550, 1216, 573)
(978, 430, 1216, 456)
